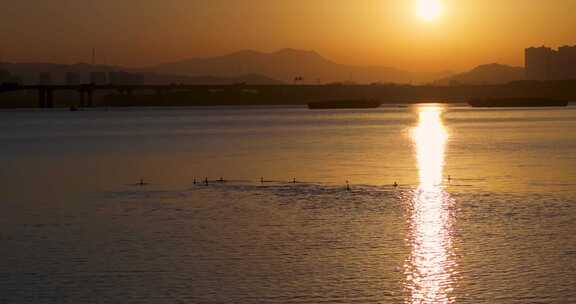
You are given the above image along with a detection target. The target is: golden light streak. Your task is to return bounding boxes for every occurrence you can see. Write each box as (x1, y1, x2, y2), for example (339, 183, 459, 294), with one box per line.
(405, 105, 456, 304)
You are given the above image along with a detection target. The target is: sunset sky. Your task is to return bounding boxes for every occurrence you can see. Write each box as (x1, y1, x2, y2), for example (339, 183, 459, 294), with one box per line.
(2, 0, 576, 72)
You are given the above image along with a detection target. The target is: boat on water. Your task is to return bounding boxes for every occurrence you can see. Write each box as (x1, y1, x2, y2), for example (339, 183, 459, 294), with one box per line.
(307, 99, 381, 109)
(468, 98, 569, 108)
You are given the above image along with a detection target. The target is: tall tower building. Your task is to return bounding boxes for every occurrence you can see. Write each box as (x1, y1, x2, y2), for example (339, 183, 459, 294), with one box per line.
(525, 47, 554, 81)
(526, 45, 576, 80)
(557, 46, 576, 79)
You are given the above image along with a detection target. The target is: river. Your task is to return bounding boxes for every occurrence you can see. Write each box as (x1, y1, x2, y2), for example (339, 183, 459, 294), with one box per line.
(1, 104, 575, 303)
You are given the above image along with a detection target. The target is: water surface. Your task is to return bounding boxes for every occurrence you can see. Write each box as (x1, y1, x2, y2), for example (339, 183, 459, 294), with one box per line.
(1, 105, 575, 303)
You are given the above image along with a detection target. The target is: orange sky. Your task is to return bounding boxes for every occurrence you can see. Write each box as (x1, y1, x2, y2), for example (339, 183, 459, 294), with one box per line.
(2, 0, 575, 72)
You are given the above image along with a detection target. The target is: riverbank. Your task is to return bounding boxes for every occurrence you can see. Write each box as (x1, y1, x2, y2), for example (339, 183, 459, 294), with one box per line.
(2, 80, 576, 109)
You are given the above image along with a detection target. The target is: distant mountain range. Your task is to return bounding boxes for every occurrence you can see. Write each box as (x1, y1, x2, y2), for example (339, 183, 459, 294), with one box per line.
(1, 49, 528, 86)
(435, 63, 525, 85)
(146, 48, 450, 84)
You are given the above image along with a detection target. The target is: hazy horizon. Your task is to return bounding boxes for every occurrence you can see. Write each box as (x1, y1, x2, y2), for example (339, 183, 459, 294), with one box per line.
(2, 0, 576, 72)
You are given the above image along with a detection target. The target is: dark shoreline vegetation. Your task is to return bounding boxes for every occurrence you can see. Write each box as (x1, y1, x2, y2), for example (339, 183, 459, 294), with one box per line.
(1, 80, 576, 109)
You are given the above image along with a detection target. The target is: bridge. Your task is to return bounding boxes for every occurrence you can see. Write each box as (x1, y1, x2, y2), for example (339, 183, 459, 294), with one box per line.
(1, 83, 516, 108)
(0, 83, 347, 108)
(0, 83, 408, 108)
(0, 84, 262, 108)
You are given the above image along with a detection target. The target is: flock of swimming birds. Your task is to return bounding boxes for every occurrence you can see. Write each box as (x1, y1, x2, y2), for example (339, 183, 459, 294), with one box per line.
(132, 176, 449, 192)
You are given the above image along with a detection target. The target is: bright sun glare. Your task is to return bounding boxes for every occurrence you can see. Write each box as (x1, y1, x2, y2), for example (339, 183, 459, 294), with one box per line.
(416, 0, 443, 22)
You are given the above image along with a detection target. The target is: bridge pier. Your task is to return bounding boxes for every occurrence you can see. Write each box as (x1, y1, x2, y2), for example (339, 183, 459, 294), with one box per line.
(37, 87, 55, 108)
(79, 89, 94, 107)
(38, 88, 46, 108)
(86, 90, 93, 107)
(79, 90, 85, 107)
(46, 89, 54, 108)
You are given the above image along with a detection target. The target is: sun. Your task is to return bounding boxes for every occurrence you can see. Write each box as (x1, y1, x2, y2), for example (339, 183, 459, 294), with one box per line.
(416, 0, 443, 22)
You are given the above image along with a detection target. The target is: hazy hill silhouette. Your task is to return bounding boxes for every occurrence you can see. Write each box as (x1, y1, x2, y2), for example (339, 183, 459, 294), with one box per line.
(435, 63, 525, 85)
(150, 49, 449, 84)
(143, 73, 284, 85)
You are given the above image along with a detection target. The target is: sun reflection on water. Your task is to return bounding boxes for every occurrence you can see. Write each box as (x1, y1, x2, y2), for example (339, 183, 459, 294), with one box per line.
(405, 105, 457, 304)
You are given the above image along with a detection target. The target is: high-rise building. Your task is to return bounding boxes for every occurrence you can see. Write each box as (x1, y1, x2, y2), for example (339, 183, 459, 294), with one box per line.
(525, 45, 576, 80)
(525, 47, 554, 81)
(557, 46, 576, 79)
